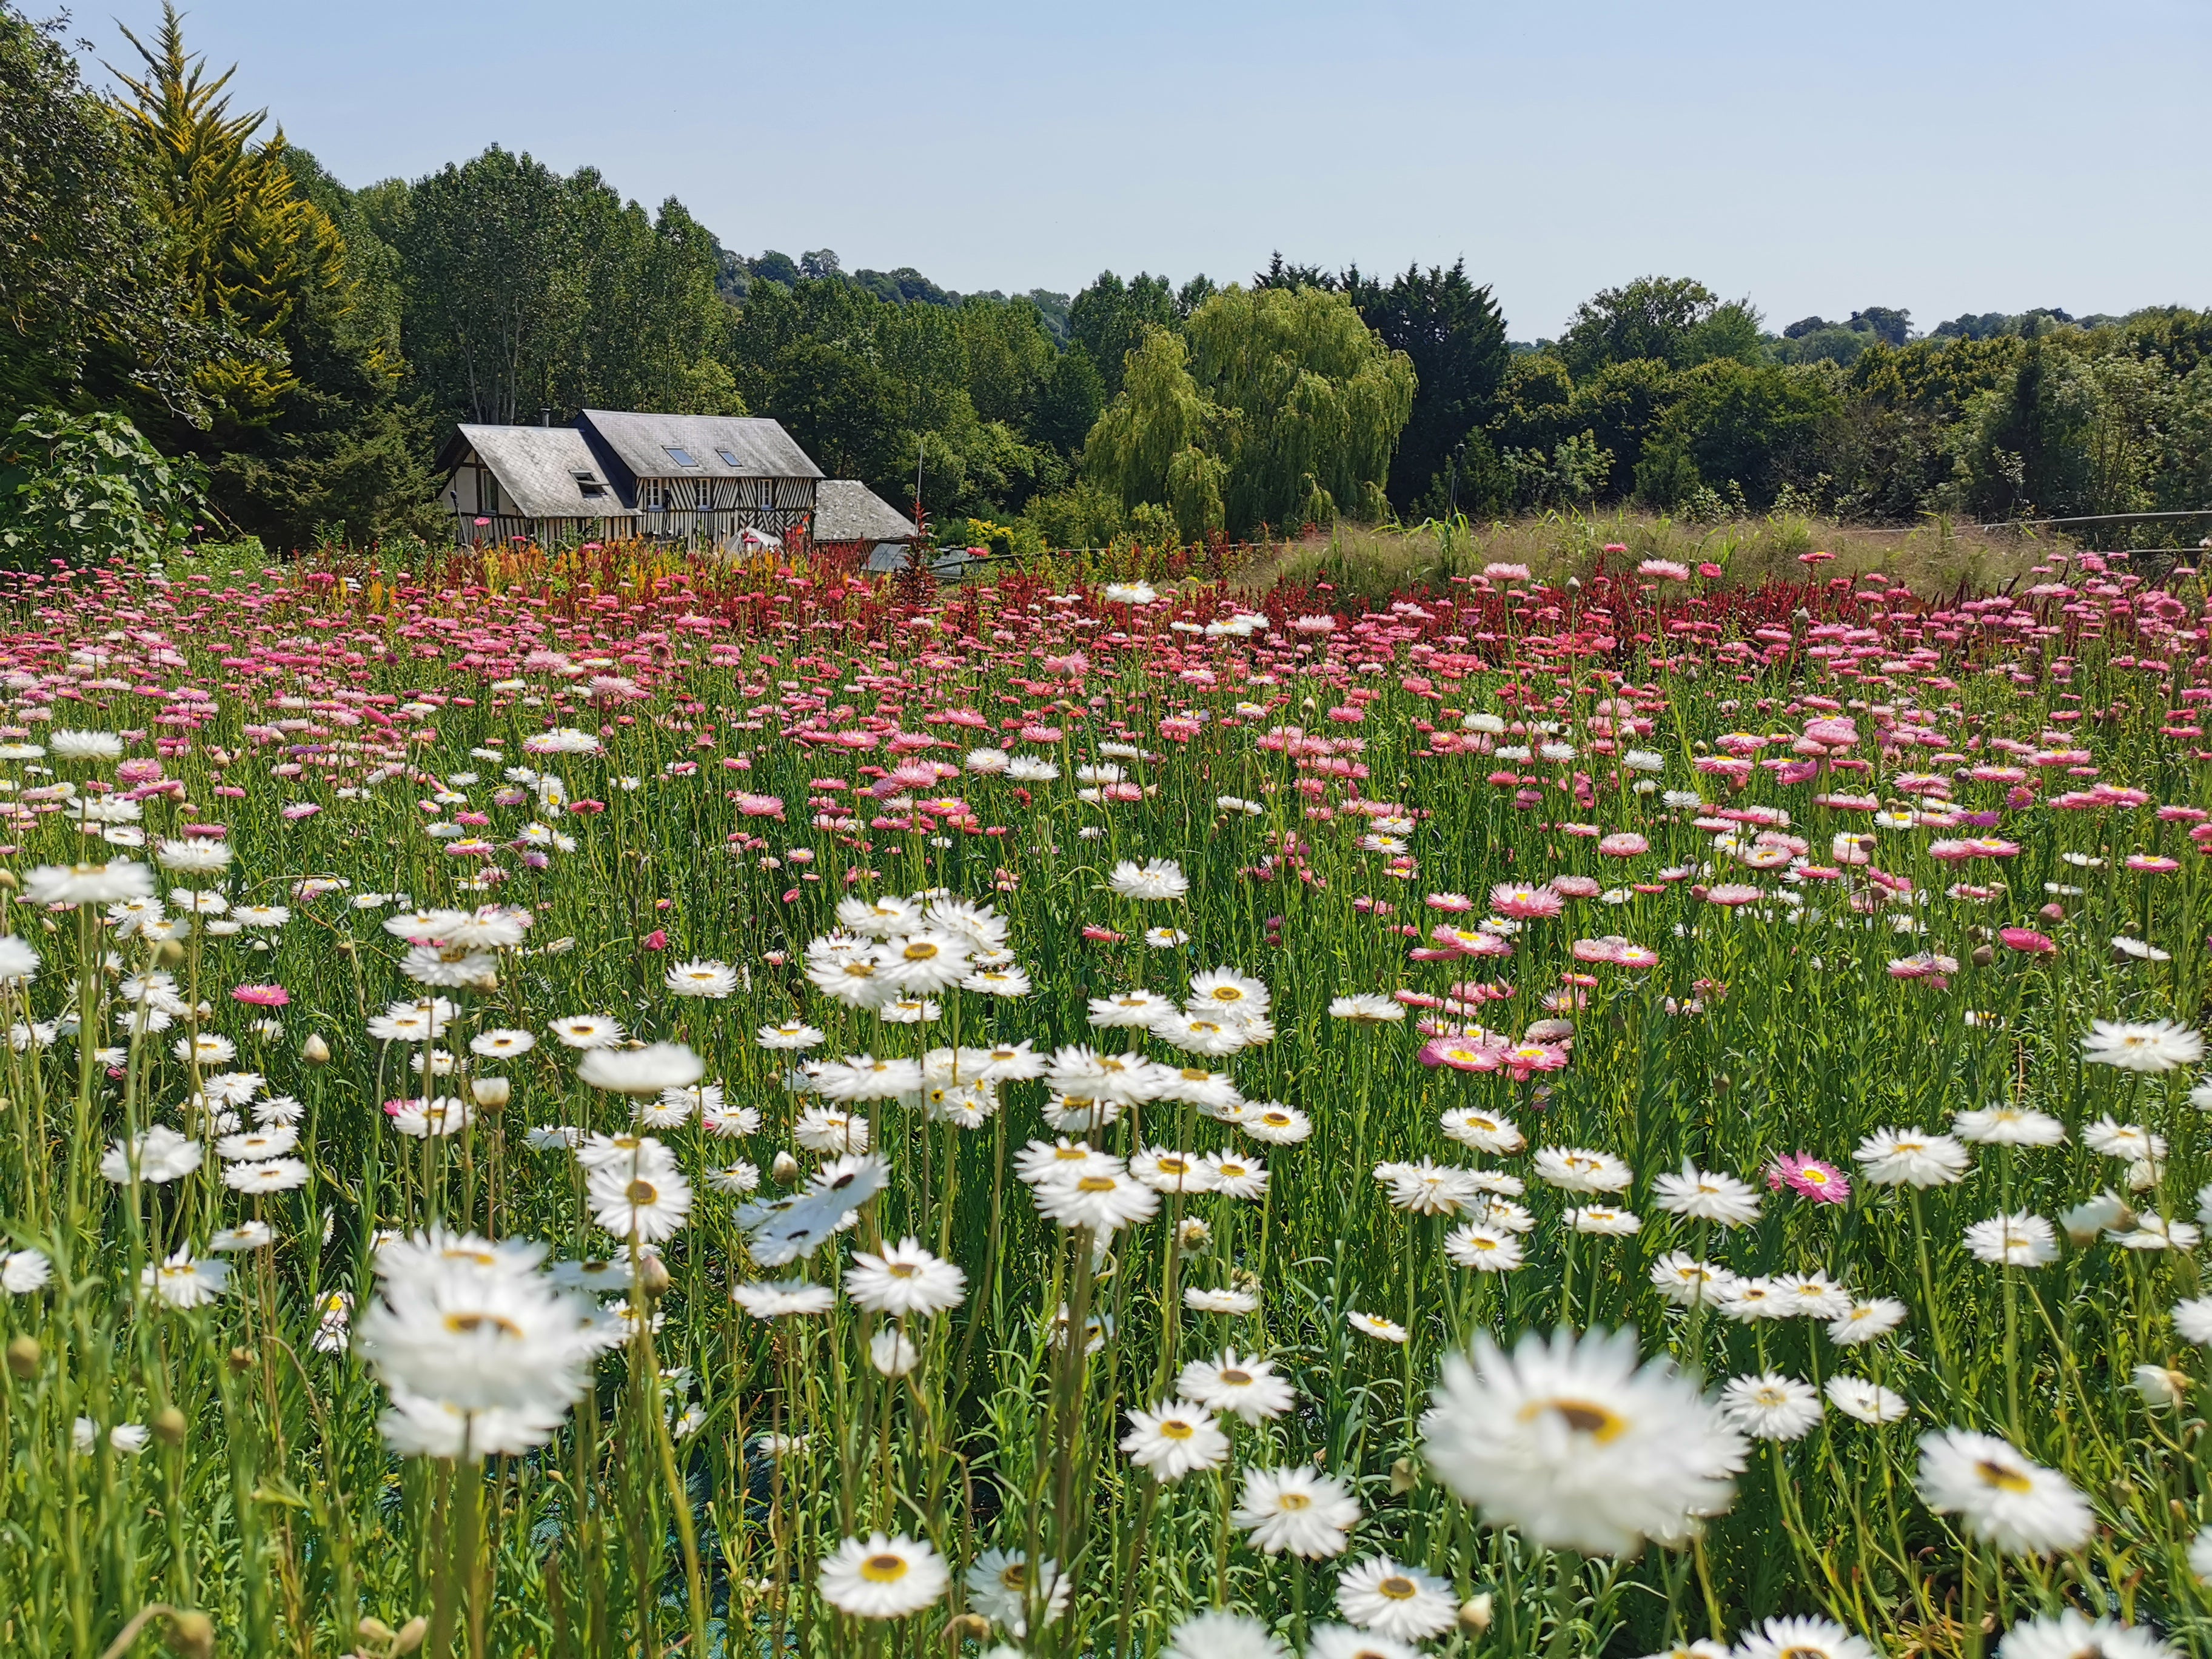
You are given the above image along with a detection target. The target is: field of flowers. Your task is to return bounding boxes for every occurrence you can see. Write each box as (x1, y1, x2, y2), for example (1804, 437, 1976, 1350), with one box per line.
(1, 540, 2209, 1659)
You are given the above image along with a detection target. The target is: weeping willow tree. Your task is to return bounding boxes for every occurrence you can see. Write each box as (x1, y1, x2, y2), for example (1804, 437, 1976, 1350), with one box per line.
(1082, 284, 1413, 540)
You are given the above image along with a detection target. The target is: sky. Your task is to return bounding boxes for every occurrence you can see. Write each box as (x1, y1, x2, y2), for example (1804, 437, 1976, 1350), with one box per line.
(70, 0, 2212, 340)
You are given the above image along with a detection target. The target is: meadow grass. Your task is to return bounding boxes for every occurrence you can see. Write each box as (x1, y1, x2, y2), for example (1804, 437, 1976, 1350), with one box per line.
(0, 546, 2207, 1659)
(1235, 511, 2059, 608)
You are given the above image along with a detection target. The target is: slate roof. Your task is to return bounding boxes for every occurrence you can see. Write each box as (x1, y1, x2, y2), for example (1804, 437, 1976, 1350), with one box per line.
(814, 480, 917, 543)
(444, 426, 637, 521)
(577, 411, 823, 481)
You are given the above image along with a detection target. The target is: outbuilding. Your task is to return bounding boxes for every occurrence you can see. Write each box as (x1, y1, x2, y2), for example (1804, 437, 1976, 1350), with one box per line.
(811, 480, 918, 572)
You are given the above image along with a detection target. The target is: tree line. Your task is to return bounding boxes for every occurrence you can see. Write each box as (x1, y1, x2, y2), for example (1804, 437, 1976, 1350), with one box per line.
(4, 4, 2209, 560)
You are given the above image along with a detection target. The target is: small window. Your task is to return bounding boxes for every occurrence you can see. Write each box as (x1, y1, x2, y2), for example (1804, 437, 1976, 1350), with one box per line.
(572, 469, 606, 498)
(715, 447, 742, 468)
(480, 472, 500, 514)
(663, 446, 700, 468)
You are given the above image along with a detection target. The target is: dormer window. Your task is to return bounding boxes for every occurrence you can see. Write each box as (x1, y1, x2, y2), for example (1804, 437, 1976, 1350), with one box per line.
(572, 469, 606, 498)
(663, 446, 700, 469)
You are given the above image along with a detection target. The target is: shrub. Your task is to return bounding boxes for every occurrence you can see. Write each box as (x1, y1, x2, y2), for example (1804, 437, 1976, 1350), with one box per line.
(0, 408, 205, 569)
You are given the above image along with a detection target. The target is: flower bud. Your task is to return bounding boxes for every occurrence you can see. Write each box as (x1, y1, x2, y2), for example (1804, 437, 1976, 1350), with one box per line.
(638, 1255, 672, 1299)
(1970, 945, 1994, 967)
(2060, 1191, 2131, 1244)
(771, 1151, 799, 1183)
(6, 1333, 38, 1378)
(392, 1616, 429, 1655)
(301, 1033, 332, 1067)
(227, 1345, 255, 1373)
(871, 1326, 920, 1377)
(152, 1404, 187, 1447)
(470, 1076, 511, 1110)
(156, 937, 187, 967)
(2133, 1362, 2190, 1408)
(355, 1617, 396, 1644)
(0, 868, 16, 889)
(1389, 1456, 1419, 1494)
(162, 1609, 215, 1659)
(944, 1611, 992, 1643)
(1459, 1593, 1494, 1633)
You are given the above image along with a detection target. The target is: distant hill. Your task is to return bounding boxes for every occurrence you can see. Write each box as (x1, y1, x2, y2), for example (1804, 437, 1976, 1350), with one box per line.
(711, 242, 1071, 344)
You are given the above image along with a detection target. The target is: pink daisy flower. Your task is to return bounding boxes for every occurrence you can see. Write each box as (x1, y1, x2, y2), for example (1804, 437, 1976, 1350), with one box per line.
(1489, 882, 1564, 920)
(1421, 1037, 1503, 1073)
(1767, 1153, 1850, 1205)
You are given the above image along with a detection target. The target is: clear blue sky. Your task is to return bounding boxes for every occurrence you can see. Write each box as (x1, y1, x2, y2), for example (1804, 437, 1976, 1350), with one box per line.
(72, 0, 2211, 338)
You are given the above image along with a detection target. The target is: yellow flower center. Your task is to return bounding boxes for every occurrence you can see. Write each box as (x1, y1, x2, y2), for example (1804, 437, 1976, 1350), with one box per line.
(1220, 1369, 1252, 1386)
(1158, 1418, 1195, 1440)
(1524, 1396, 1627, 1441)
(444, 1312, 523, 1339)
(859, 1553, 909, 1583)
(1076, 1176, 1116, 1193)
(1976, 1459, 2033, 1493)
(1378, 1575, 1418, 1600)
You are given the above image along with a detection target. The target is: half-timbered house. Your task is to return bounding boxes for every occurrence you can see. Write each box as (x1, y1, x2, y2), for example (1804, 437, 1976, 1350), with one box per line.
(437, 411, 823, 551)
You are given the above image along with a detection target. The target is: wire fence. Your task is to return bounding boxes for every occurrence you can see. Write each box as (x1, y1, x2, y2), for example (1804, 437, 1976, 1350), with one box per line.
(1957, 508, 2212, 534)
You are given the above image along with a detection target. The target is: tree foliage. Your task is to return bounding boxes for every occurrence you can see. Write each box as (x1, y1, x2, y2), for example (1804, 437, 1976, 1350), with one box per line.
(1069, 272, 1178, 401)
(1345, 262, 1509, 514)
(1254, 255, 1509, 516)
(1558, 276, 1764, 378)
(0, 5, 212, 423)
(109, 5, 347, 430)
(725, 278, 1072, 521)
(1084, 286, 1414, 538)
(99, 6, 439, 548)
(383, 148, 740, 430)
(1632, 360, 1842, 510)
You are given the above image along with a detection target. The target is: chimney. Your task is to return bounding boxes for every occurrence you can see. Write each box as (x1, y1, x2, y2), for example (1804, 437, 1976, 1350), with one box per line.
(541, 406, 552, 427)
